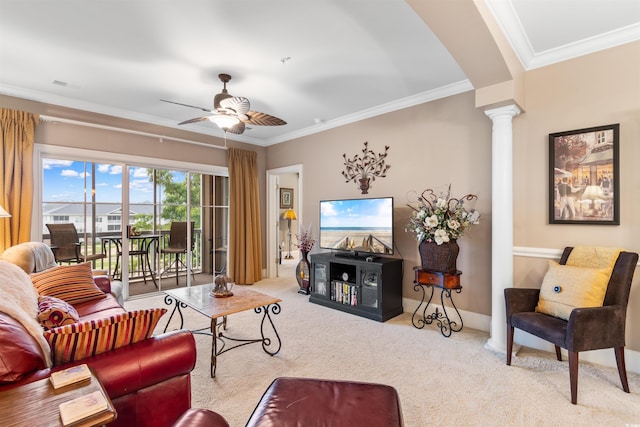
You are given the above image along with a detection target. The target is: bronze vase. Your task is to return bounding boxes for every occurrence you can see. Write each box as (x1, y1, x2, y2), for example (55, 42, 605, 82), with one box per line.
(296, 250, 311, 294)
(358, 177, 370, 194)
(418, 240, 459, 273)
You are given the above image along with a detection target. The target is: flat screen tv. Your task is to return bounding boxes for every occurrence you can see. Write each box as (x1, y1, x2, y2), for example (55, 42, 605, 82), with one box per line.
(319, 196, 394, 258)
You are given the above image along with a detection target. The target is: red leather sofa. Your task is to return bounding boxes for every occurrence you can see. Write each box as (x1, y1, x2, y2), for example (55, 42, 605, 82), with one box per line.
(0, 242, 209, 426)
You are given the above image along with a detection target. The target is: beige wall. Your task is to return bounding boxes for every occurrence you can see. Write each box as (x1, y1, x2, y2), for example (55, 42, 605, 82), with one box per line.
(267, 91, 494, 316)
(512, 41, 640, 350)
(34, 120, 232, 166)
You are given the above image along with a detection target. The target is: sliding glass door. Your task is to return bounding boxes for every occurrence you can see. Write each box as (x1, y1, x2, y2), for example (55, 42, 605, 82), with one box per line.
(41, 154, 228, 298)
(42, 158, 123, 268)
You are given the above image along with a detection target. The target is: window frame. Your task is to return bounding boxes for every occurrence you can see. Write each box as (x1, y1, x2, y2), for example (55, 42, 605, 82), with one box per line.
(34, 144, 228, 239)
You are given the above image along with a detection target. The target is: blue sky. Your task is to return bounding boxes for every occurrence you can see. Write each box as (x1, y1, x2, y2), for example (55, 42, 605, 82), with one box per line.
(320, 197, 393, 228)
(42, 159, 183, 203)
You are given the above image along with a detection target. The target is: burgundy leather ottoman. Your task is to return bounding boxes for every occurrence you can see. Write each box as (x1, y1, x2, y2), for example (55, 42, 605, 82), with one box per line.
(246, 377, 404, 427)
(173, 408, 230, 427)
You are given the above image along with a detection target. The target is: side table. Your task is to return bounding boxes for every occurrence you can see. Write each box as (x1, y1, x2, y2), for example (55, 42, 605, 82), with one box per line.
(412, 267, 463, 337)
(0, 368, 116, 427)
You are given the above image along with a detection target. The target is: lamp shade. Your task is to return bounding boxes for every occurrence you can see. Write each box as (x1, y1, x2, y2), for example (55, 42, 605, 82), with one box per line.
(208, 114, 240, 129)
(0, 204, 10, 218)
(283, 209, 297, 220)
(581, 185, 606, 200)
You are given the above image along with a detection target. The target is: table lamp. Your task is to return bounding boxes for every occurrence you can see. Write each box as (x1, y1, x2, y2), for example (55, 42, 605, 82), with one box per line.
(283, 209, 297, 259)
(0, 204, 10, 218)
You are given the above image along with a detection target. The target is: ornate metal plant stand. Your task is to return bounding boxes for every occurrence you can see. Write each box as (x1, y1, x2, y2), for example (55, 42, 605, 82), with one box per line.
(411, 267, 463, 337)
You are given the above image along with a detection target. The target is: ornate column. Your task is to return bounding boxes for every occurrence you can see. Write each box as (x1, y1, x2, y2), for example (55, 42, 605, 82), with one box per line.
(484, 105, 520, 352)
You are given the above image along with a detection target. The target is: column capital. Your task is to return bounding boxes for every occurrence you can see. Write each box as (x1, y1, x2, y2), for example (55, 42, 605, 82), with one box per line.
(484, 104, 521, 121)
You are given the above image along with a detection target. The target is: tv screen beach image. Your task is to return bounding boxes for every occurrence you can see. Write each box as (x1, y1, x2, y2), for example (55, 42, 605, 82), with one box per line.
(320, 198, 393, 255)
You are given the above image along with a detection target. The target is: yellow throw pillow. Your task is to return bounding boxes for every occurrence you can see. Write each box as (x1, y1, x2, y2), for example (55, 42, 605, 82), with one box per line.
(30, 263, 106, 306)
(566, 246, 623, 272)
(535, 260, 610, 321)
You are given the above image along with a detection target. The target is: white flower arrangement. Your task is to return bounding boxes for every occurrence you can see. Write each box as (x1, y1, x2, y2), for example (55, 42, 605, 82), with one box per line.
(406, 185, 480, 245)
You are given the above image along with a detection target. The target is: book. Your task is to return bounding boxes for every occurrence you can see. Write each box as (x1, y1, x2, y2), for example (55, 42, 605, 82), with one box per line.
(59, 390, 108, 426)
(50, 364, 91, 389)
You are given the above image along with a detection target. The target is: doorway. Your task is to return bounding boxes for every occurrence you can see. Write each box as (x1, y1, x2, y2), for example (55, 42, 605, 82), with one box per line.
(266, 165, 303, 279)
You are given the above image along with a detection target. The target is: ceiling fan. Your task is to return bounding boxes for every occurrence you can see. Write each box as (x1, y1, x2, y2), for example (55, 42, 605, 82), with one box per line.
(161, 73, 286, 135)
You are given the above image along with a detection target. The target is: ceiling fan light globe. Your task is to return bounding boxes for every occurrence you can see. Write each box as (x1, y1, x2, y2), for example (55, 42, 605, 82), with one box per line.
(208, 114, 240, 129)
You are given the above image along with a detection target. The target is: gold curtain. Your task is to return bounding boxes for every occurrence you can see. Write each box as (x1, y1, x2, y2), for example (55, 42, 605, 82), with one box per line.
(0, 108, 37, 252)
(227, 148, 263, 284)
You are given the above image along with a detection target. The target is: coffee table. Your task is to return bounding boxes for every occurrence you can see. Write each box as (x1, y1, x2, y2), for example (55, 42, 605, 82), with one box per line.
(163, 283, 282, 378)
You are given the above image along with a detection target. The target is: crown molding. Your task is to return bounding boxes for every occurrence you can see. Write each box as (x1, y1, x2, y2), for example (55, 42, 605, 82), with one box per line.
(485, 0, 640, 71)
(2, 80, 473, 148)
(527, 22, 640, 70)
(262, 79, 474, 146)
(0, 83, 260, 145)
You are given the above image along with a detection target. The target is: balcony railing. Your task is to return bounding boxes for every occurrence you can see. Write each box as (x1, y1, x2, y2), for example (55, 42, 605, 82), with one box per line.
(42, 229, 223, 286)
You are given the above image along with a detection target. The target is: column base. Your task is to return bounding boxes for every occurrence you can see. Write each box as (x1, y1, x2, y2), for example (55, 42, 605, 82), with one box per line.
(484, 337, 520, 356)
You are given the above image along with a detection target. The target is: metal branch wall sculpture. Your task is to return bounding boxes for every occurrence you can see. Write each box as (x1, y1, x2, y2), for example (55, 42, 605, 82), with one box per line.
(342, 141, 390, 194)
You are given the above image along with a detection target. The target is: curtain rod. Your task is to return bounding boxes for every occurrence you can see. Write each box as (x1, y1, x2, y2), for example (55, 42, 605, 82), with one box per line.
(39, 115, 227, 150)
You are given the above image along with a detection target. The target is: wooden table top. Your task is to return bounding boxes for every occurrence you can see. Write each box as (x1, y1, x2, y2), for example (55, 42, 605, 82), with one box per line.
(0, 369, 116, 427)
(165, 284, 281, 319)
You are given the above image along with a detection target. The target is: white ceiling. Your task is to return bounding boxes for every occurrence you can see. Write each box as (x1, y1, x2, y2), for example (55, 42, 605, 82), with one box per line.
(1, 0, 639, 146)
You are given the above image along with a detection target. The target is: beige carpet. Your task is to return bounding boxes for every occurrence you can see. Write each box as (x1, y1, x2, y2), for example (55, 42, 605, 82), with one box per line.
(125, 263, 640, 427)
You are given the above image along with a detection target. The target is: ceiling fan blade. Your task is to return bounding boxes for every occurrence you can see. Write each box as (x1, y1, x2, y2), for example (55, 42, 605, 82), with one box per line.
(226, 121, 246, 135)
(219, 96, 250, 115)
(244, 110, 287, 126)
(161, 99, 214, 113)
(177, 116, 210, 125)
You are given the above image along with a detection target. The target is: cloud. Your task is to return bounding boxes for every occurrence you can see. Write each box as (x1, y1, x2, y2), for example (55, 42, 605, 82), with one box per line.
(131, 167, 149, 178)
(61, 169, 90, 178)
(130, 179, 153, 192)
(43, 159, 73, 169)
(96, 164, 122, 175)
(60, 169, 79, 177)
(321, 202, 338, 216)
(49, 191, 77, 200)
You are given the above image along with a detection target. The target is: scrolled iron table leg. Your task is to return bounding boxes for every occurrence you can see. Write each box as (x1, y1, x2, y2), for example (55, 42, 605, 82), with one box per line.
(210, 303, 282, 377)
(256, 303, 282, 355)
(211, 317, 218, 378)
(144, 237, 159, 288)
(163, 294, 186, 332)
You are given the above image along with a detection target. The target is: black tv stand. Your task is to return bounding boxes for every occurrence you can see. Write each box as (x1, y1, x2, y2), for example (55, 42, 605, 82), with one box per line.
(332, 251, 380, 262)
(309, 252, 403, 322)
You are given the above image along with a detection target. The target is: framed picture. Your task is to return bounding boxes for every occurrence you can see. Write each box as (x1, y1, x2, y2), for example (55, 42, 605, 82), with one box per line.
(549, 123, 619, 225)
(280, 188, 293, 209)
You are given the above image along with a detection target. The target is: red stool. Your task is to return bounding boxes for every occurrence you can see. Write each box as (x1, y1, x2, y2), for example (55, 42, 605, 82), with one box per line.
(173, 408, 229, 427)
(246, 377, 404, 427)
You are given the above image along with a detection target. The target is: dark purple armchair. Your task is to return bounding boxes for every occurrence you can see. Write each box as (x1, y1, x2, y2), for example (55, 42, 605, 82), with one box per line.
(504, 247, 638, 404)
